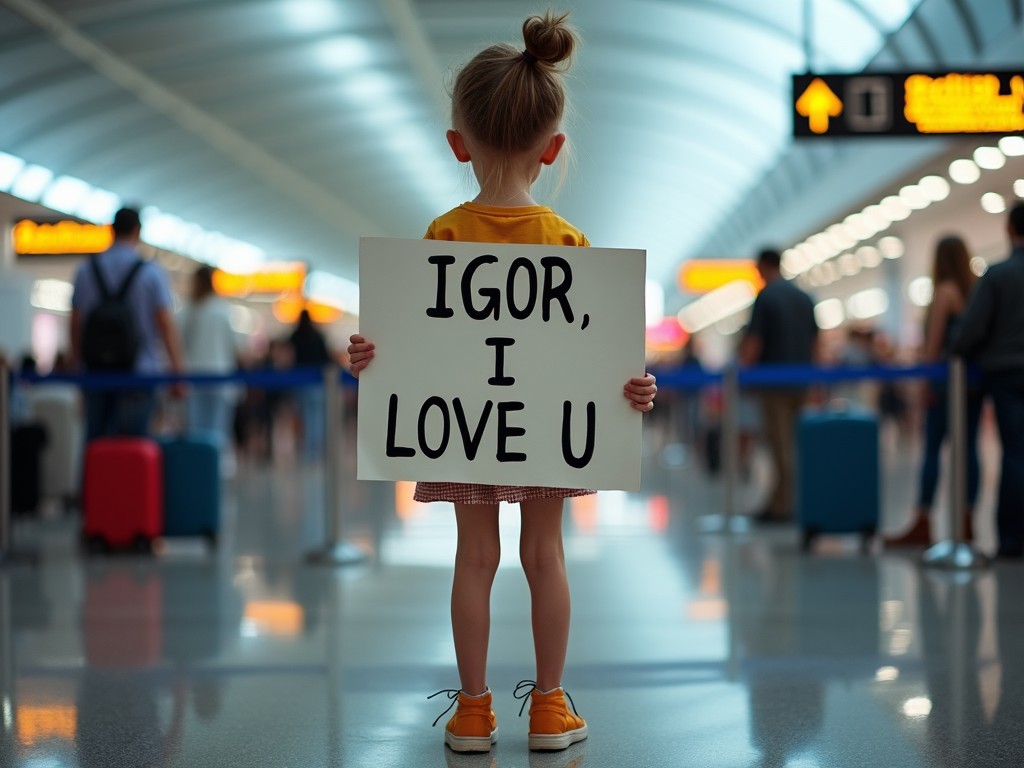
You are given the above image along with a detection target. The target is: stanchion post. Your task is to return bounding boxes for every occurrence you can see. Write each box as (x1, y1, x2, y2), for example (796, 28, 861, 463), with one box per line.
(0, 359, 11, 560)
(323, 365, 341, 546)
(307, 365, 365, 566)
(923, 356, 988, 570)
(699, 364, 749, 534)
(950, 356, 967, 545)
(722, 364, 739, 523)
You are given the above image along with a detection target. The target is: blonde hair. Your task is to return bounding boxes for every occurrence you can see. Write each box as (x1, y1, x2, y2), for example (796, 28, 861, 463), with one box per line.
(451, 12, 578, 155)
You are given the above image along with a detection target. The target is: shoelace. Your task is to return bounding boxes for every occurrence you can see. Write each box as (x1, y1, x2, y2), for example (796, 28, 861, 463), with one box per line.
(513, 680, 580, 718)
(427, 688, 462, 727)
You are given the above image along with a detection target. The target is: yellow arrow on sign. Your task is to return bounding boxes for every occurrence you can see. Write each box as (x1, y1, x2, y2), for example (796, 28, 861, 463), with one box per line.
(796, 78, 843, 134)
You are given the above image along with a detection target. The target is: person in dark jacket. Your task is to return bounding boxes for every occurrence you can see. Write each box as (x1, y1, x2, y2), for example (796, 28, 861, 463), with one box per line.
(739, 248, 819, 523)
(288, 309, 332, 461)
(954, 202, 1024, 558)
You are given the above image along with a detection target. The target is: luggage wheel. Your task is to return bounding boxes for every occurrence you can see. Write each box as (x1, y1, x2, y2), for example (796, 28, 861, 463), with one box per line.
(132, 535, 154, 555)
(860, 526, 877, 554)
(801, 529, 819, 553)
(83, 533, 108, 555)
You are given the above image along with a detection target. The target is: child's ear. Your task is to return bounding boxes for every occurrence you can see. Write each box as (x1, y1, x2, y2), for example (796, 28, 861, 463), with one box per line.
(539, 133, 566, 165)
(446, 130, 472, 163)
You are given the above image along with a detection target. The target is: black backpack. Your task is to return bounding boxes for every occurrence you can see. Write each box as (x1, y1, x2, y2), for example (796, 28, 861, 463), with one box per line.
(81, 258, 145, 371)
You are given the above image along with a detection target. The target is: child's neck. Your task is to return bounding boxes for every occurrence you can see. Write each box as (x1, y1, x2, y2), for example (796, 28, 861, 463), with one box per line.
(472, 190, 538, 207)
(471, 164, 540, 208)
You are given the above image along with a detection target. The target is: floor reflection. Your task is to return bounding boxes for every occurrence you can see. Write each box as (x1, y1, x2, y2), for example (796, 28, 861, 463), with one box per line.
(4, 415, 1024, 767)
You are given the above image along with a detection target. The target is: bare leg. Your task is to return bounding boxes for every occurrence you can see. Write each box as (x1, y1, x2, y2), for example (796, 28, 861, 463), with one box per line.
(520, 497, 570, 691)
(451, 503, 501, 694)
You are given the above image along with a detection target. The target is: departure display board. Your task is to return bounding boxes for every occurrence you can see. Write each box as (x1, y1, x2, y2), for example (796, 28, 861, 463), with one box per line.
(13, 219, 113, 256)
(793, 71, 1024, 138)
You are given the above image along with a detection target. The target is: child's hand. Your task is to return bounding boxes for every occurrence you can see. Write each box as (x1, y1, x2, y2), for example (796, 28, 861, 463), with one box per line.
(347, 334, 375, 378)
(624, 373, 657, 412)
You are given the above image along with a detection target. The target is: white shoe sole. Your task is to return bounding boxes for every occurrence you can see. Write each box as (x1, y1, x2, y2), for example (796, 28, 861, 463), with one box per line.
(445, 727, 498, 753)
(529, 725, 588, 751)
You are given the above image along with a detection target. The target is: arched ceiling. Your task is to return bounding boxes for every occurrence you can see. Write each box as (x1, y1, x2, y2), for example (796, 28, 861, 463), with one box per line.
(0, 0, 1013, 311)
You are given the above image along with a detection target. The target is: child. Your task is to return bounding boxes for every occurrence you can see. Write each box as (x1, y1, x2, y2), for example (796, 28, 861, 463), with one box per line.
(347, 11, 657, 753)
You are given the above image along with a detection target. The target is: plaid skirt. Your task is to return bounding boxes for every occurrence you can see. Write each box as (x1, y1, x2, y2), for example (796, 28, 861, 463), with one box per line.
(414, 482, 595, 505)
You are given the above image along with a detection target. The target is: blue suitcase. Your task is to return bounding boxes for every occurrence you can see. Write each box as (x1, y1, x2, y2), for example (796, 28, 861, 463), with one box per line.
(797, 409, 879, 552)
(159, 435, 220, 546)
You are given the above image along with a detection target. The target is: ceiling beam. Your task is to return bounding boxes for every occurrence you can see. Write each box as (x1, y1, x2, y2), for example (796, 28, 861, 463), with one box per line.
(376, 0, 450, 120)
(0, 0, 384, 239)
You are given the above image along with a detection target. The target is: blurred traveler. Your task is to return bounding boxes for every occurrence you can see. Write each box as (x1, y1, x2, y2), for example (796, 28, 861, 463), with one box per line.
(873, 332, 911, 442)
(739, 248, 819, 523)
(288, 309, 332, 461)
(954, 203, 1024, 559)
(887, 235, 982, 548)
(347, 11, 657, 753)
(70, 207, 184, 440)
(834, 326, 876, 408)
(10, 353, 37, 426)
(177, 265, 240, 447)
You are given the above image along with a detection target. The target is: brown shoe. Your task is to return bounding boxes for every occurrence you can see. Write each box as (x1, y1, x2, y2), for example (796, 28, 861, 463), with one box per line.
(884, 515, 931, 548)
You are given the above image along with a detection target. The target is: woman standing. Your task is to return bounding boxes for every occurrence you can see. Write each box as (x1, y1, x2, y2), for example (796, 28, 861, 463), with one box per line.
(886, 236, 983, 547)
(178, 266, 239, 449)
(289, 309, 332, 462)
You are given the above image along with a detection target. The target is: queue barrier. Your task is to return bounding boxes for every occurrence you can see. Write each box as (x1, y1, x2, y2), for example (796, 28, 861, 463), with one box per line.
(0, 360, 984, 571)
(0, 364, 363, 567)
(650, 360, 984, 569)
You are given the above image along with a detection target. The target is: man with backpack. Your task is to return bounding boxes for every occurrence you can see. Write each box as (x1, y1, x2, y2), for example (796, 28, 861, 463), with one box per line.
(70, 207, 185, 440)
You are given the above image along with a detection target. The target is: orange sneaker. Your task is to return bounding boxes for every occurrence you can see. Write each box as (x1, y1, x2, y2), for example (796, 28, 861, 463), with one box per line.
(429, 688, 498, 753)
(514, 681, 588, 751)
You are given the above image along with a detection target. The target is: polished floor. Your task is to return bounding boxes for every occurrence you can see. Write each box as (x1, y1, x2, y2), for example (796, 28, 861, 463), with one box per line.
(3, 405, 1023, 768)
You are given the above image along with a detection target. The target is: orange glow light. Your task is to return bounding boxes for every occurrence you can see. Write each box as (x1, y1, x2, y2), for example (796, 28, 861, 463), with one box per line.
(13, 219, 113, 255)
(243, 601, 304, 636)
(272, 294, 342, 324)
(213, 263, 307, 297)
(678, 260, 763, 294)
(569, 494, 598, 533)
(17, 705, 78, 746)
(395, 480, 424, 520)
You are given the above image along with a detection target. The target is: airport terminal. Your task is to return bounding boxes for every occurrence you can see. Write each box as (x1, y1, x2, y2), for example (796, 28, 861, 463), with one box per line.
(1, 1, 1024, 766)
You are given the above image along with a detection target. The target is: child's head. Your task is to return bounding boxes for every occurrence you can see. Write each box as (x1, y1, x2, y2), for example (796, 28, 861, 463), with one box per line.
(450, 12, 578, 166)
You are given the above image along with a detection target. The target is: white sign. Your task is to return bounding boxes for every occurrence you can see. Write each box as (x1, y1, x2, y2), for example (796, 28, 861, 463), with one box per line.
(356, 237, 647, 490)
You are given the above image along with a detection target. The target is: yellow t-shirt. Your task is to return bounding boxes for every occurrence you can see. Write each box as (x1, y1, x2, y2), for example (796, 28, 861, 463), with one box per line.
(424, 202, 590, 247)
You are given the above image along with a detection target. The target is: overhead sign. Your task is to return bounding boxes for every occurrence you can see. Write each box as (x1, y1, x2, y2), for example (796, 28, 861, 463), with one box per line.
(212, 263, 306, 297)
(793, 71, 1024, 137)
(678, 259, 762, 294)
(356, 237, 646, 490)
(13, 219, 113, 256)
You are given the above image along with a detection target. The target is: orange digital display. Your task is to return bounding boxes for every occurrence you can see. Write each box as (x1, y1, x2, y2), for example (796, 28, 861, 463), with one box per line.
(904, 73, 1024, 134)
(13, 219, 113, 255)
(212, 263, 307, 297)
(678, 259, 762, 294)
(794, 71, 1024, 138)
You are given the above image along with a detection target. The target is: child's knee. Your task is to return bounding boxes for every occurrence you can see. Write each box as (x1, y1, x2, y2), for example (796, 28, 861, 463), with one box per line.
(519, 542, 565, 578)
(457, 545, 501, 575)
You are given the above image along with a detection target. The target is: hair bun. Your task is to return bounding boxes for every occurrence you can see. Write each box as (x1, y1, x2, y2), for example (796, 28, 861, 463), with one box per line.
(522, 12, 577, 67)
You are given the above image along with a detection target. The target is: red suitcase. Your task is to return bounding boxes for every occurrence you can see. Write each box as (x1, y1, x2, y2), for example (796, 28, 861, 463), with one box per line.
(82, 437, 163, 552)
